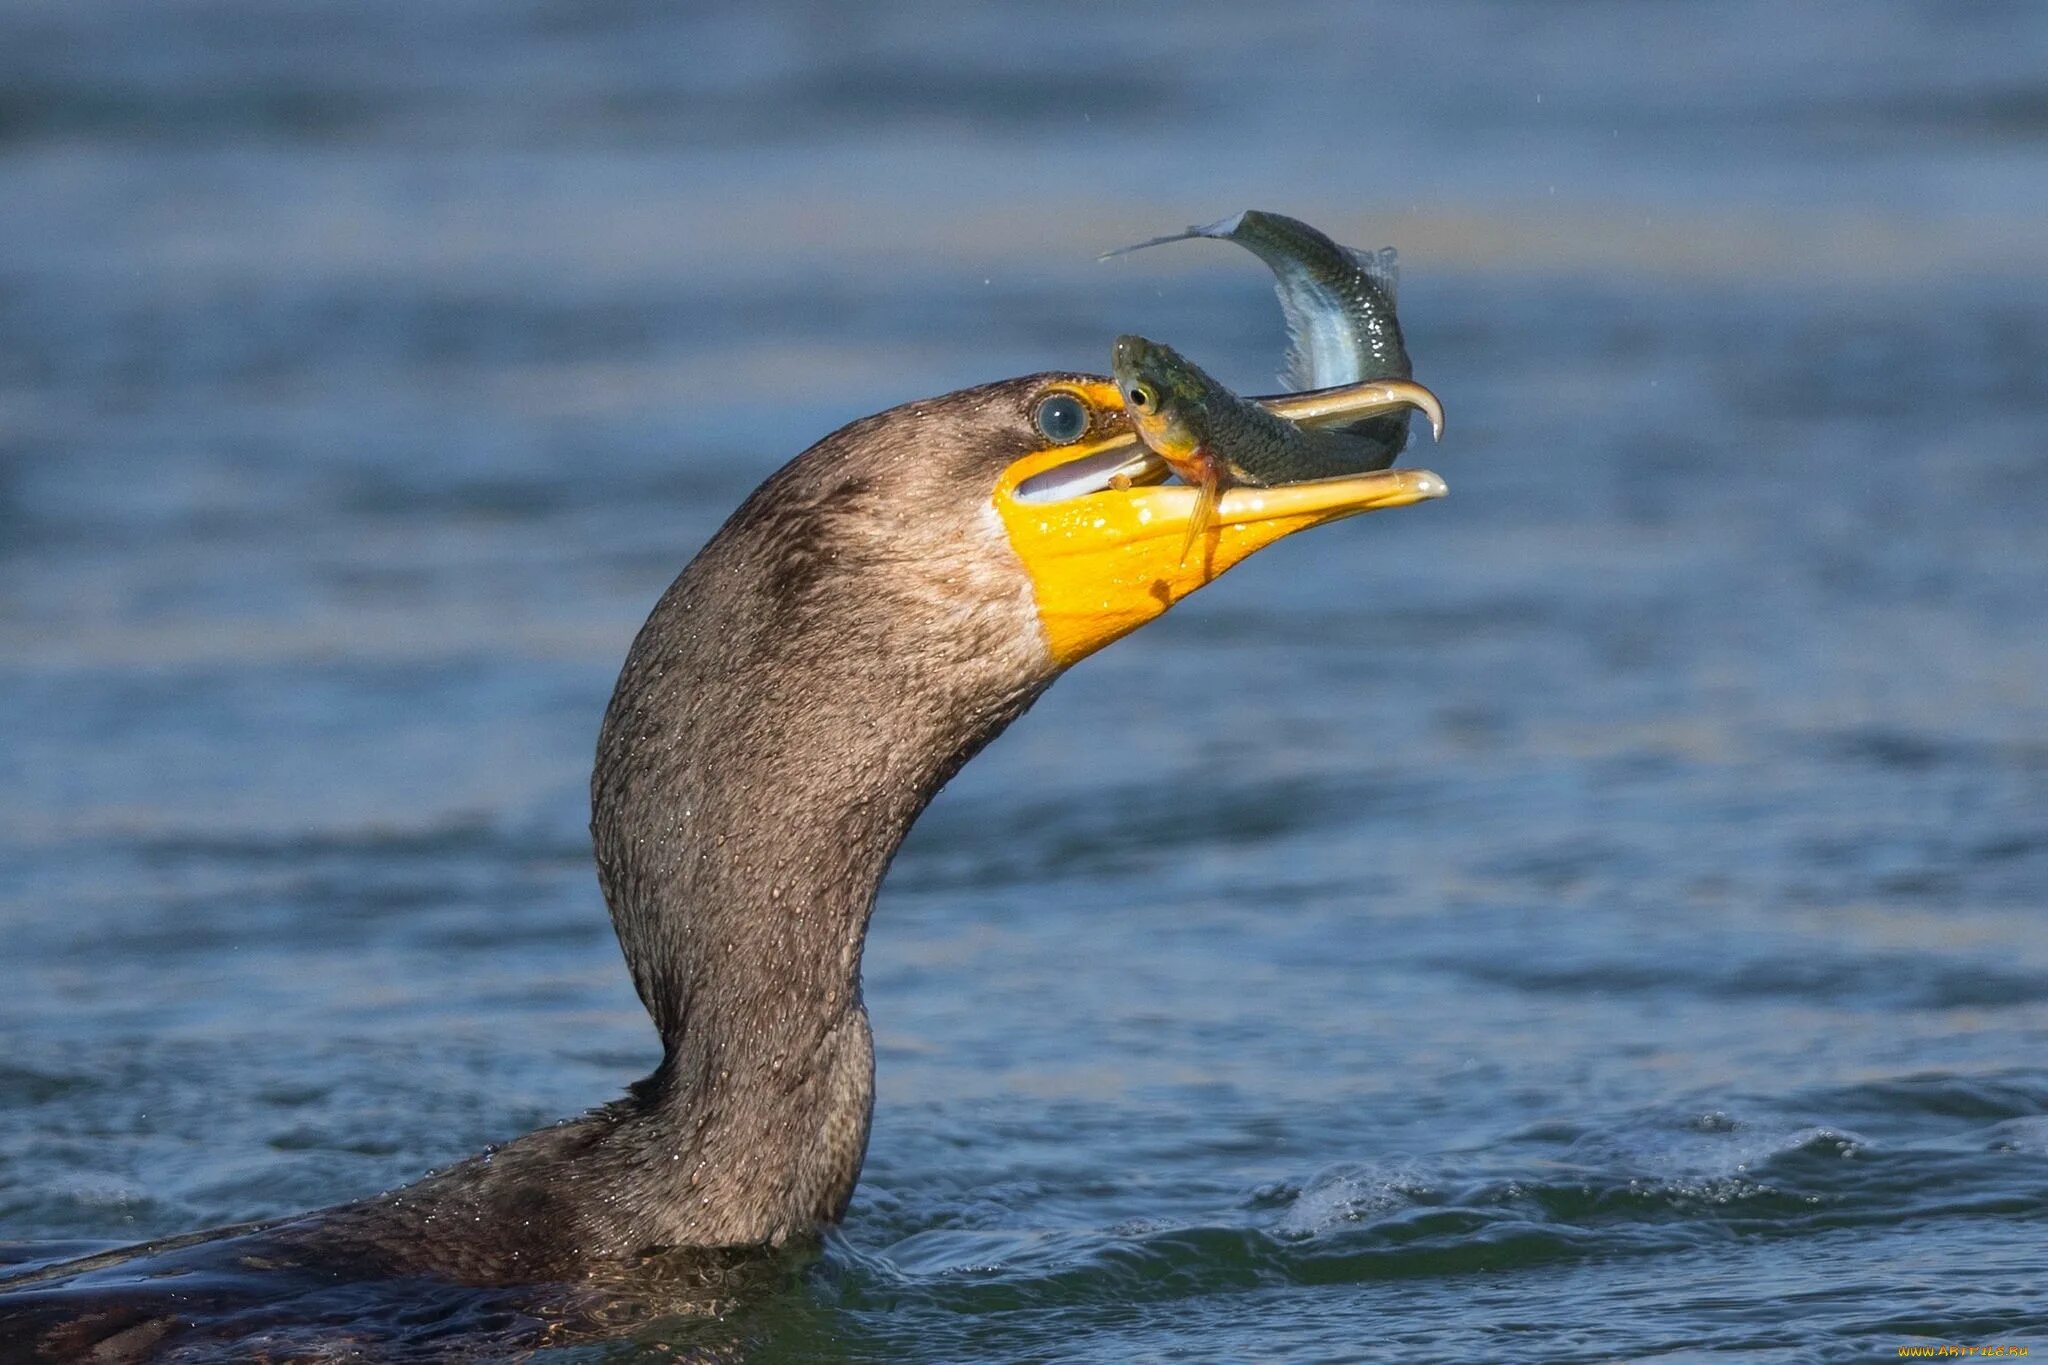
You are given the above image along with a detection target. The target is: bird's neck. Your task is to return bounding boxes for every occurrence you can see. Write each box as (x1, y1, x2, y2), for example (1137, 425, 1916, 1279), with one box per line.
(585, 502, 1051, 1245)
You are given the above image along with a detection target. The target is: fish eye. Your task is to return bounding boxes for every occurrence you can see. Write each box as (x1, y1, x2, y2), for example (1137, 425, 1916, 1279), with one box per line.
(1032, 392, 1089, 445)
(1127, 385, 1155, 413)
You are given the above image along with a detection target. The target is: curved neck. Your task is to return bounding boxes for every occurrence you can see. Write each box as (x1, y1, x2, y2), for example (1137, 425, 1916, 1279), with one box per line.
(585, 461, 1052, 1243)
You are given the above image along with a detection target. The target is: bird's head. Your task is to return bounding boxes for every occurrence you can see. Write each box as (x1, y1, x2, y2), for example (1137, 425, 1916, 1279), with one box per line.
(990, 369, 1445, 666)
(651, 368, 1445, 723)
(595, 366, 1446, 1043)
(719, 368, 1445, 680)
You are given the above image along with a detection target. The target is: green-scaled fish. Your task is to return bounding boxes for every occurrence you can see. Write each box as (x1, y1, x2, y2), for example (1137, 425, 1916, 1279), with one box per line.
(1105, 209, 1417, 471)
(1111, 333, 1442, 562)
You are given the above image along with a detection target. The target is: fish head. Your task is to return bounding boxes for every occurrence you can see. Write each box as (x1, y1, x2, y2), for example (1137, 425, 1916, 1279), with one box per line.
(1111, 334, 1219, 474)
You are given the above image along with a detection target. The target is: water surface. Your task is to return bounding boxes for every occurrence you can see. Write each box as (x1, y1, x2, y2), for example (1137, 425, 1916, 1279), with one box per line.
(3, 2, 2047, 1359)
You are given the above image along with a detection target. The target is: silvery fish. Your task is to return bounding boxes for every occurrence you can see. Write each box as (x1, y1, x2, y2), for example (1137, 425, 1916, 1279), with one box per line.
(1105, 209, 1417, 472)
(1111, 333, 1442, 562)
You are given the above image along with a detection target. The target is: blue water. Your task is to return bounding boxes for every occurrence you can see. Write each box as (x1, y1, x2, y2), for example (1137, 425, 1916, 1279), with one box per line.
(4, 1, 2048, 1359)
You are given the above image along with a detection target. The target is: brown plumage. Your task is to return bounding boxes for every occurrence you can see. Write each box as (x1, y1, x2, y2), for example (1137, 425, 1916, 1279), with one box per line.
(0, 376, 1082, 1359)
(0, 364, 1446, 1361)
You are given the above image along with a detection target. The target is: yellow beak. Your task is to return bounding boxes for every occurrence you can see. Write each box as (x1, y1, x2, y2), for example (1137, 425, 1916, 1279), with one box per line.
(996, 378, 1448, 667)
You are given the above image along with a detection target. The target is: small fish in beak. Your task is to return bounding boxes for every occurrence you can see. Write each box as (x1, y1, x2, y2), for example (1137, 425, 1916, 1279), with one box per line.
(1110, 334, 1441, 564)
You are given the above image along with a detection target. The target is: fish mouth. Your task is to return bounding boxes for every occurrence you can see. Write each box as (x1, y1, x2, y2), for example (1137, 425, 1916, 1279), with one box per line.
(996, 376, 1448, 668)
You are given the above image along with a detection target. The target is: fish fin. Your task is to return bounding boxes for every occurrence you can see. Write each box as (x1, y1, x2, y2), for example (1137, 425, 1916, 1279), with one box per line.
(1179, 467, 1221, 567)
(1098, 213, 1248, 260)
(1278, 313, 1318, 393)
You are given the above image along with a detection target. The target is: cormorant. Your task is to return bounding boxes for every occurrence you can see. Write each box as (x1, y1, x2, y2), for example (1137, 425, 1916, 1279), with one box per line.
(0, 372, 1443, 1360)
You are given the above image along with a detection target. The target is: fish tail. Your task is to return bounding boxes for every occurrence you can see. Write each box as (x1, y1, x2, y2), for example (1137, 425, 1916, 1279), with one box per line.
(1098, 213, 1248, 261)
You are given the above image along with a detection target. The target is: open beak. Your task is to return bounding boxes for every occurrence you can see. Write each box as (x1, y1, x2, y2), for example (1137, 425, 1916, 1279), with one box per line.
(996, 377, 1447, 667)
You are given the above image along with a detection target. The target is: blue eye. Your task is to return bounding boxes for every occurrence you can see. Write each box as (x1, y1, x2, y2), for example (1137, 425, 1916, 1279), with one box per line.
(1032, 393, 1088, 444)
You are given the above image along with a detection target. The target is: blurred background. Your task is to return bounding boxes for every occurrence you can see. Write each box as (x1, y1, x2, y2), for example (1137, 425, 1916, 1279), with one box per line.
(3, 1, 2046, 1359)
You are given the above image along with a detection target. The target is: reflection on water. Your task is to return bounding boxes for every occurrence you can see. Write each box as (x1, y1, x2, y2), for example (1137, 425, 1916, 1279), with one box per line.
(3, 1, 2047, 1359)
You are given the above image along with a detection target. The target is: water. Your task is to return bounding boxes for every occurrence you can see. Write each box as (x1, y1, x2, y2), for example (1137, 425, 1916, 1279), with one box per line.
(3, 1, 2047, 1359)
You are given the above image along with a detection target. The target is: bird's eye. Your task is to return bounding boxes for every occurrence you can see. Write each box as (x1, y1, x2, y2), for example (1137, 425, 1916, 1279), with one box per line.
(1032, 392, 1089, 444)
